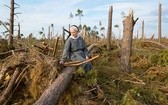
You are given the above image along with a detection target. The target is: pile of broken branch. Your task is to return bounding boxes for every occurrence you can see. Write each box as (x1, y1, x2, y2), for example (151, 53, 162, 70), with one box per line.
(0, 42, 101, 105)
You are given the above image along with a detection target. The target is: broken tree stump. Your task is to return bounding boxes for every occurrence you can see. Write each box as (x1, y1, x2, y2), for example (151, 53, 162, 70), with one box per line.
(34, 67, 76, 105)
(53, 37, 59, 57)
(121, 10, 138, 73)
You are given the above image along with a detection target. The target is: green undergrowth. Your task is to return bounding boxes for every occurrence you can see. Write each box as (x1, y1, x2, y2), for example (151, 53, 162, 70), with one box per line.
(58, 45, 168, 105)
(58, 67, 102, 105)
(94, 47, 168, 105)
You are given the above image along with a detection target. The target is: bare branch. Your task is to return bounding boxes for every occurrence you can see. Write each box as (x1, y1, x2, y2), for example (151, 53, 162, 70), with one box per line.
(14, 2, 20, 7)
(63, 55, 99, 66)
(0, 21, 10, 32)
(14, 14, 19, 19)
(14, 12, 22, 15)
(14, 7, 20, 9)
(133, 18, 139, 26)
(4, 4, 11, 9)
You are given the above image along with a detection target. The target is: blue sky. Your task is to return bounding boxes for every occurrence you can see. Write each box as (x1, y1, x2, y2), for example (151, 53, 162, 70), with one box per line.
(0, 0, 168, 38)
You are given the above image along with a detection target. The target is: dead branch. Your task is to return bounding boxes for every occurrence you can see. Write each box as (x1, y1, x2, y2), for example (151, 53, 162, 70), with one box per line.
(15, 65, 29, 84)
(4, 4, 11, 9)
(63, 55, 99, 67)
(143, 40, 168, 50)
(87, 44, 98, 53)
(133, 18, 139, 26)
(0, 68, 19, 105)
(0, 61, 27, 84)
(0, 48, 28, 56)
(32, 45, 44, 50)
(0, 67, 8, 83)
(0, 20, 10, 32)
(122, 79, 146, 85)
(63, 60, 81, 65)
(33, 44, 53, 54)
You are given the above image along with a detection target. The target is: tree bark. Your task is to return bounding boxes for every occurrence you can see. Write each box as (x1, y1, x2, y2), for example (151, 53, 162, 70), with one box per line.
(34, 67, 76, 105)
(0, 68, 19, 105)
(48, 26, 51, 40)
(17, 23, 21, 39)
(53, 37, 59, 57)
(62, 27, 65, 45)
(8, 0, 15, 48)
(158, 3, 162, 43)
(141, 20, 145, 40)
(121, 10, 138, 73)
(107, 6, 113, 50)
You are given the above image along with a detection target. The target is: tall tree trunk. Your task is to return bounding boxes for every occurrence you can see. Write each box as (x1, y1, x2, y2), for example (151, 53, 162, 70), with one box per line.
(8, 0, 15, 48)
(107, 6, 113, 50)
(53, 37, 59, 57)
(48, 26, 50, 40)
(137, 30, 139, 39)
(52, 24, 54, 39)
(82, 27, 86, 40)
(17, 23, 21, 39)
(158, 3, 162, 43)
(121, 10, 138, 73)
(62, 27, 65, 45)
(141, 20, 145, 40)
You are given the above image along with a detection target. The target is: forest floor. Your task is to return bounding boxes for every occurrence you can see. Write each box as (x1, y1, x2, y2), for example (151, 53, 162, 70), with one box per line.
(0, 38, 168, 105)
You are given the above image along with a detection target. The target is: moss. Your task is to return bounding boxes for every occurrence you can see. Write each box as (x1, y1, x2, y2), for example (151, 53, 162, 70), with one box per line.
(121, 90, 140, 105)
(150, 50, 168, 66)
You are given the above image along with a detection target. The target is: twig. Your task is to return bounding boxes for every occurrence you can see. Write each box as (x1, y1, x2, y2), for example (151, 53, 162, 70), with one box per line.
(84, 88, 97, 93)
(101, 97, 107, 105)
(122, 79, 146, 85)
(15, 65, 29, 84)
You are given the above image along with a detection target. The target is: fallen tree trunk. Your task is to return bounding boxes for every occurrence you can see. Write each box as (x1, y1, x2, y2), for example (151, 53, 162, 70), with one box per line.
(34, 67, 76, 105)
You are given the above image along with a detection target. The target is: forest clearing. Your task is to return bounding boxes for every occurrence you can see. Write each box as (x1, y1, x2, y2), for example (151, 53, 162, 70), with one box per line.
(0, 0, 168, 105)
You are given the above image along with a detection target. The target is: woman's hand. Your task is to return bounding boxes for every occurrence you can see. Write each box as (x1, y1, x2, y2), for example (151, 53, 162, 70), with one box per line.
(86, 56, 89, 60)
(59, 60, 64, 64)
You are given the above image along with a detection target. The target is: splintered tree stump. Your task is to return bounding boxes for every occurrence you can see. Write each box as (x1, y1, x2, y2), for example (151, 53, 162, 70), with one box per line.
(107, 6, 113, 50)
(34, 67, 76, 105)
(121, 10, 138, 73)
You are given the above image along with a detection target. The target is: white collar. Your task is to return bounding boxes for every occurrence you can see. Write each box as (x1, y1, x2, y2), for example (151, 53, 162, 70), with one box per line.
(70, 35, 79, 39)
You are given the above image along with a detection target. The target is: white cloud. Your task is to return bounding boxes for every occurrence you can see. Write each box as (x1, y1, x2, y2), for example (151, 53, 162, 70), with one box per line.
(0, 0, 167, 38)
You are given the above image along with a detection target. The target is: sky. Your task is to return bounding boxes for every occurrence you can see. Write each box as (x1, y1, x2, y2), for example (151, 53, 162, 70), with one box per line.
(0, 0, 168, 39)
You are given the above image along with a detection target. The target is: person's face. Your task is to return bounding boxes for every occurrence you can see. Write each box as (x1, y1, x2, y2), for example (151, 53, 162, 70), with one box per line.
(70, 28, 78, 38)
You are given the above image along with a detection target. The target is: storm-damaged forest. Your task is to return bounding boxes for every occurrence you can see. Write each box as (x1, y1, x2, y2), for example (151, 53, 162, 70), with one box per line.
(0, 0, 168, 105)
